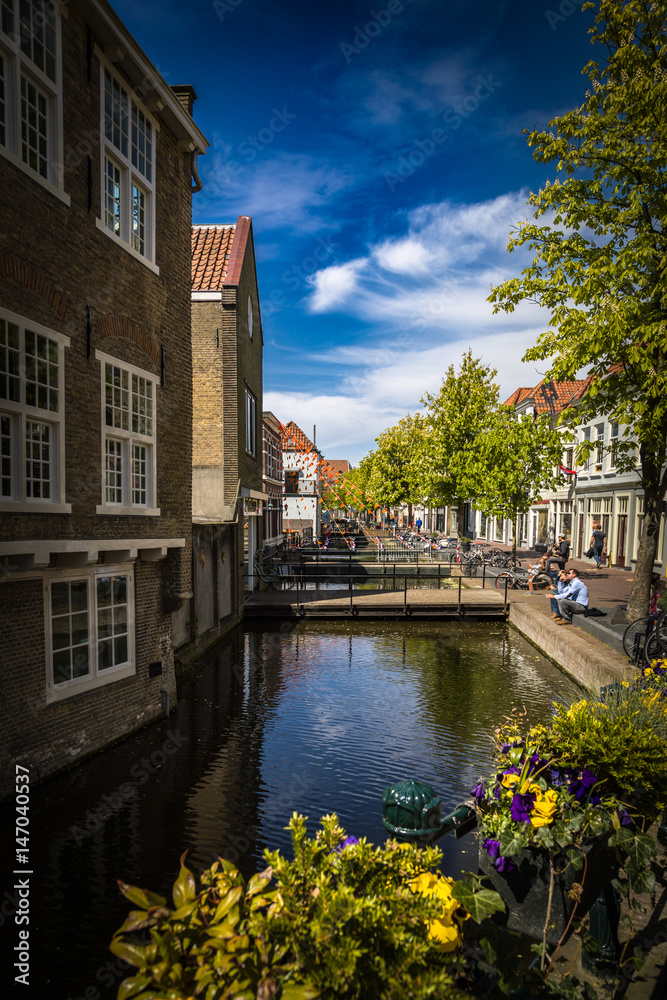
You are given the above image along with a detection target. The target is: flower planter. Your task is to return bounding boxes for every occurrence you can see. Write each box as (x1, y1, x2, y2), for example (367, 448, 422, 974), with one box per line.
(478, 837, 616, 947)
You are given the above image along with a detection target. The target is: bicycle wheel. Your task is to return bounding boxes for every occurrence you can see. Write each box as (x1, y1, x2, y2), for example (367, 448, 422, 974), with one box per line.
(622, 617, 651, 661)
(653, 609, 667, 657)
(532, 572, 553, 591)
(495, 572, 515, 590)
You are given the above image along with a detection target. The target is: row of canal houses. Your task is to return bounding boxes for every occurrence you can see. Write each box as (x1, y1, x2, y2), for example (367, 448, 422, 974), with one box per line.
(0, 0, 301, 795)
(415, 377, 664, 572)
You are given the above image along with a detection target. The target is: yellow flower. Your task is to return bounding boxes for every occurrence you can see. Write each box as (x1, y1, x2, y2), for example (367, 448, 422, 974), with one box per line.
(408, 872, 465, 952)
(530, 789, 558, 828)
(501, 773, 520, 790)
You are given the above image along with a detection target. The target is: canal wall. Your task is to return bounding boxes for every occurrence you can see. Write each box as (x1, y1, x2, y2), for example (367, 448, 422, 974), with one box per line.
(509, 601, 632, 691)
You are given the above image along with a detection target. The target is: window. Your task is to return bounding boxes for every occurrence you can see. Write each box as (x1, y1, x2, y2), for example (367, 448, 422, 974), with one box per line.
(285, 470, 299, 495)
(96, 351, 158, 515)
(594, 423, 604, 472)
(99, 62, 156, 265)
(0, 0, 67, 199)
(609, 422, 619, 469)
(564, 447, 574, 470)
(0, 309, 69, 510)
(245, 387, 256, 456)
(47, 567, 135, 701)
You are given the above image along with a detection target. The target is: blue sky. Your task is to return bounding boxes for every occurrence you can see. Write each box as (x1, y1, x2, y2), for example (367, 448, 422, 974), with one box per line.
(111, 0, 596, 464)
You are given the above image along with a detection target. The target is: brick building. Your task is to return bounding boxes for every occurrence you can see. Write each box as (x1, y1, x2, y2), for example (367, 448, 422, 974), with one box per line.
(190, 217, 265, 640)
(262, 411, 283, 551)
(0, 0, 207, 796)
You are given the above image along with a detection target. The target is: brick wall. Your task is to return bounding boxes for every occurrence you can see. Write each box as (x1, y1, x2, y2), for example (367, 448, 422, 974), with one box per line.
(0, 2, 195, 796)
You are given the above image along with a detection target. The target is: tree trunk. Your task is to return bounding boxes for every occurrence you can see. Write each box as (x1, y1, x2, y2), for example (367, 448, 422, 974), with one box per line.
(407, 502, 413, 526)
(511, 510, 518, 566)
(626, 446, 667, 623)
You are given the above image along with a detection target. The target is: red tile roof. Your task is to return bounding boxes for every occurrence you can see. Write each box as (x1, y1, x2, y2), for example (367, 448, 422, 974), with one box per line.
(505, 377, 594, 415)
(326, 460, 350, 473)
(282, 421, 315, 452)
(191, 217, 253, 290)
(503, 387, 533, 407)
(191, 224, 235, 290)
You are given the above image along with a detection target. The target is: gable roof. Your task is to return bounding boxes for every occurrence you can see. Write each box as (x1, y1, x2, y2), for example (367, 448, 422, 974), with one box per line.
(282, 421, 315, 452)
(505, 377, 594, 416)
(191, 216, 252, 290)
(327, 460, 350, 473)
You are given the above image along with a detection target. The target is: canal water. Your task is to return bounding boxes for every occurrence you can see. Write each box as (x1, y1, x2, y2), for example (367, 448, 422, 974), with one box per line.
(9, 620, 580, 999)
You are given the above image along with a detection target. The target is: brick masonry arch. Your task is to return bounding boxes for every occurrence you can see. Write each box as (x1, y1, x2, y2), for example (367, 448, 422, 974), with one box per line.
(95, 316, 160, 365)
(0, 253, 68, 323)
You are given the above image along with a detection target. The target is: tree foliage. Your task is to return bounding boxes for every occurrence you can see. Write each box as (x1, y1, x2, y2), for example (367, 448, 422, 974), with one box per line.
(471, 409, 566, 561)
(488, 0, 667, 618)
(368, 413, 426, 513)
(419, 351, 500, 511)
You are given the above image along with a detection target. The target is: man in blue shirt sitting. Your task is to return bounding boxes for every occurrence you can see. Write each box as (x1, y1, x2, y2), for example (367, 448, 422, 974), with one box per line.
(555, 568, 589, 624)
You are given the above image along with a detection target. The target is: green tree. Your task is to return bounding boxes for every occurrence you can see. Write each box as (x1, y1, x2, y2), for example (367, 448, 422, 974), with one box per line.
(489, 0, 667, 619)
(472, 409, 566, 564)
(420, 350, 500, 534)
(368, 413, 425, 524)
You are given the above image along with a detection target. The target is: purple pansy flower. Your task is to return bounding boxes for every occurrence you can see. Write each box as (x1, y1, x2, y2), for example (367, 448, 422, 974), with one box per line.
(510, 790, 536, 823)
(617, 809, 633, 827)
(528, 754, 548, 773)
(483, 838, 515, 873)
(492, 784, 502, 801)
(483, 837, 500, 860)
(568, 768, 598, 802)
(471, 780, 486, 801)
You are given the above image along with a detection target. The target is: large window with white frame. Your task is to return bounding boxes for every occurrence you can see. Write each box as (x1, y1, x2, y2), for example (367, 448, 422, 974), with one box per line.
(0, 0, 67, 199)
(0, 308, 69, 511)
(46, 566, 135, 701)
(99, 59, 156, 265)
(96, 351, 159, 515)
(245, 386, 257, 456)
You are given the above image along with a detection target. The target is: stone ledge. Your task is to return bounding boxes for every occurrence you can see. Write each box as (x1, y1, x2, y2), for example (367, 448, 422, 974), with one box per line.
(509, 601, 633, 690)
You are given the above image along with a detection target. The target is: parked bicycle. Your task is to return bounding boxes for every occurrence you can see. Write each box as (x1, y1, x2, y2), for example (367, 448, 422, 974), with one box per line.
(494, 564, 553, 591)
(622, 609, 667, 665)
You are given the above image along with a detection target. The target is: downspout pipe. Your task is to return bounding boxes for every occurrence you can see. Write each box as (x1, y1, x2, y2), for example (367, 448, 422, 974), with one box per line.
(191, 150, 203, 193)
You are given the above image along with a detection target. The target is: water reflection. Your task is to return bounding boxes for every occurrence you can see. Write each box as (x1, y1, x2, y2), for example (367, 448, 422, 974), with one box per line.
(11, 621, 580, 999)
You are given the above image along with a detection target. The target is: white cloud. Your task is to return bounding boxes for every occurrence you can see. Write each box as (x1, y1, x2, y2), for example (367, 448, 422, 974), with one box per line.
(373, 238, 433, 275)
(199, 152, 356, 233)
(266, 327, 549, 465)
(307, 259, 368, 312)
(276, 191, 557, 462)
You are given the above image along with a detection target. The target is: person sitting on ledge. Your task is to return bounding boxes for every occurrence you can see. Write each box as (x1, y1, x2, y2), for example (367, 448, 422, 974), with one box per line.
(544, 568, 569, 618)
(555, 567, 589, 625)
(546, 535, 570, 577)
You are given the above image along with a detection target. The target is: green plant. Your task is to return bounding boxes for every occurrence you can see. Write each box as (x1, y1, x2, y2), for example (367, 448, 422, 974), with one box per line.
(110, 815, 505, 1000)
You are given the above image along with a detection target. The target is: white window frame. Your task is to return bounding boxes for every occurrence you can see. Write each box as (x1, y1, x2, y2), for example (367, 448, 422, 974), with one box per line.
(245, 386, 257, 456)
(44, 564, 136, 703)
(609, 422, 619, 470)
(0, 0, 69, 203)
(96, 54, 158, 272)
(594, 423, 604, 472)
(95, 349, 159, 516)
(0, 306, 70, 512)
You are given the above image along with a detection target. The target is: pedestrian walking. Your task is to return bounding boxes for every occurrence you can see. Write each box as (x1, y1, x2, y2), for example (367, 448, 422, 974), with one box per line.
(590, 523, 607, 569)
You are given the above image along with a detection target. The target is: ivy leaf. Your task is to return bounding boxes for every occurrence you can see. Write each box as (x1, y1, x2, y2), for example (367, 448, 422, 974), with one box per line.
(630, 868, 655, 895)
(451, 882, 505, 923)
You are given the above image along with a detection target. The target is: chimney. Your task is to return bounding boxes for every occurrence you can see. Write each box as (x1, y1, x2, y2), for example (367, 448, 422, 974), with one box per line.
(171, 85, 197, 117)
